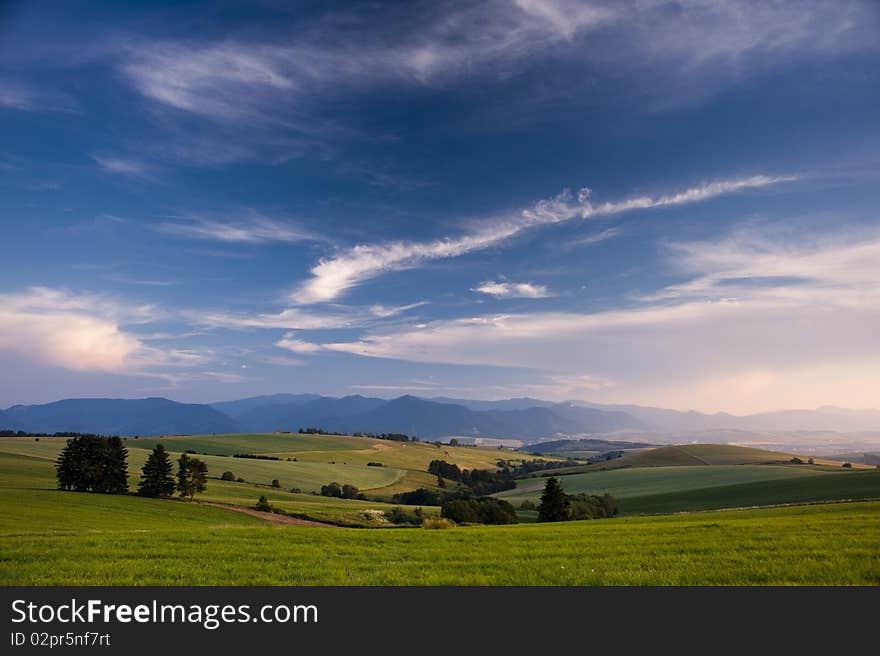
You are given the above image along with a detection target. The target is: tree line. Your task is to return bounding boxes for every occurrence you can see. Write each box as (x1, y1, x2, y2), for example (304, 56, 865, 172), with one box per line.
(55, 436, 208, 500)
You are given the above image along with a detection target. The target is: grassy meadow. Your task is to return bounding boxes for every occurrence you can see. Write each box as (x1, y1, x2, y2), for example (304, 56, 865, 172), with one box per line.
(1, 434, 877, 585)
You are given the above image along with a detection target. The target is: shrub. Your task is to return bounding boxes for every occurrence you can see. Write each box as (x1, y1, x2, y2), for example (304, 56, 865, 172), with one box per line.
(271, 479, 281, 488)
(320, 482, 343, 497)
(289, 487, 302, 494)
(441, 498, 517, 525)
(367, 462, 383, 467)
(422, 517, 455, 529)
(236, 477, 245, 483)
(341, 483, 359, 499)
(255, 495, 272, 512)
(385, 506, 421, 526)
(843, 462, 853, 468)
(220, 471, 235, 481)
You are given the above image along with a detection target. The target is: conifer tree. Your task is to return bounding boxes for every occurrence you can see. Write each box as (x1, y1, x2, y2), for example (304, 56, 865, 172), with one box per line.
(138, 444, 175, 497)
(537, 477, 571, 522)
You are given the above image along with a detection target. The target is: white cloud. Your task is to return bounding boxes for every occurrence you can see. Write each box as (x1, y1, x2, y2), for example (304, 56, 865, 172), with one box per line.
(369, 301, 429, 318)
(191, 307, 358, 331)
(0, 287, 191, 374)
(473, 281, 552, 298)
(118, 1, 878, 126)
(92, 154, 151, 179)
(275, 333, 325, 354)
(292, 174, 794, 303)
(322, 227, 880, 413)
(155, 214, 316, 244)
(0, 79, 79, 113)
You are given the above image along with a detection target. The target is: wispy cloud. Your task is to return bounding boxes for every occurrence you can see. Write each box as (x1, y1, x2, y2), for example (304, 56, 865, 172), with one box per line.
(321, 226, 880, 413)
(92, 154, 152, 179)
(292, 174, 795, 303)
(155, 214, 317, 244)
(0, 78, 79, 113)
(369, 301, 429, 318)
(275, 333, 325, 354)
(472, 281, 552, 299)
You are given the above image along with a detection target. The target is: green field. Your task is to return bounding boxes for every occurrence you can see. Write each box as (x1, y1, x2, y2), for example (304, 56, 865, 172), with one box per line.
(2, 436, 877, 585)
(1, 496, 876, 585)
(498, 464, 842, 504)
(621, 470, 880, 514)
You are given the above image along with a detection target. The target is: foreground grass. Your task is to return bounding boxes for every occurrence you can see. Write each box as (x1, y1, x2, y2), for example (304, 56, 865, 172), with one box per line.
(1, 502, 877, 585)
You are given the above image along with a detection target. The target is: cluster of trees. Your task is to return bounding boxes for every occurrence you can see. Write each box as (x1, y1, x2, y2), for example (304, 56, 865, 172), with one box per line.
(427, 459, 515, 495)
(233, 453, 281, 461)
(55, 435, 129, 493)
(537, 477, 619, 522)
(441, 497, 517, 525)
(319, 482, 363, 499)
(137, 444, 207, 500)
(504, 458, 582, 477)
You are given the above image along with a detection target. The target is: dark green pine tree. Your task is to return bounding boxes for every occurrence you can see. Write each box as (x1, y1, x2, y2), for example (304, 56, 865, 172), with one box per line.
(55, 438, 77, 490)
(99, 436, 129, 494)
(176, 453, 191, 499)
(537, 477, 571, 522)
(188, 457, 208, 499)
(138, 444, 175, 497)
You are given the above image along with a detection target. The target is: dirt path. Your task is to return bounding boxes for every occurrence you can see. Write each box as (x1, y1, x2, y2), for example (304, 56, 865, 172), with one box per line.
(201, 502, 337, 527)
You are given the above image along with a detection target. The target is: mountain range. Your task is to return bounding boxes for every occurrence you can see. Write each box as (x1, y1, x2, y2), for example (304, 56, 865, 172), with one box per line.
(2, 394, 880, 441)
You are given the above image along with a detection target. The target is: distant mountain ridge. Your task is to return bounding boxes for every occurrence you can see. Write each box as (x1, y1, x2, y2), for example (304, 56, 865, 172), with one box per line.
(2, 398, 242, 436)
(3, 394, 879, 440)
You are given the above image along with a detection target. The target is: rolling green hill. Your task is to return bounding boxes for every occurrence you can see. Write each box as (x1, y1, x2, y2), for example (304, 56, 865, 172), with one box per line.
(536, 443, 870, 476)
(497, 464, 829, 504)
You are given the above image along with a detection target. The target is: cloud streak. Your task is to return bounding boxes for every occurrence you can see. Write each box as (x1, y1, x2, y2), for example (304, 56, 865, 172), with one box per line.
(473, 281, 552, 298)
(292, 174, 795, 303)
(155, 214, 316, 244)
(321, 226, 880, 413)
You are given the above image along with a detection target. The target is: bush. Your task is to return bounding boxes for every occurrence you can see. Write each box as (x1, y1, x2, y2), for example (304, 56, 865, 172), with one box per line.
(441, 498, 518, 525)
(220, 471, 235, 481)
(843, 462, 853, 468)
(236, 477, 245, 483)
(289, 487, 302, 494)
(384, 506, 422, 526)
(320, 482, 343, 497)
(255, 495, 272, 512)
(393, 487, 444, 506)
(271, 479, 281, 488)
(367, 462, 383, 467)
(422, 517, 455, 529)
(569, 493, 619, 520)
(341, 484, 359, 499)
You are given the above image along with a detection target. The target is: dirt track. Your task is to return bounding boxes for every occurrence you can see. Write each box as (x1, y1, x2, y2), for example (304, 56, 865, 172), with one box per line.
(201, 502, 337, 527)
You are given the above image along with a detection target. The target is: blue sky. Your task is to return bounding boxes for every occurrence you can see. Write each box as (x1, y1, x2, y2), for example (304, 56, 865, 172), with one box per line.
(1, 0, 879, 412)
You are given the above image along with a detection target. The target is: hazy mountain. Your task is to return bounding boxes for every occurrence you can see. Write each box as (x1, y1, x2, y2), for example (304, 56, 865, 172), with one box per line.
(235, 395, 388, 432)
(427, 397, 558, 411)
(3, 398, 242, 436)
(233, 395, 646, 440)
(577, 401, 880, 432)
(210, 393, 322, 419)
(5, 393, 878, 442)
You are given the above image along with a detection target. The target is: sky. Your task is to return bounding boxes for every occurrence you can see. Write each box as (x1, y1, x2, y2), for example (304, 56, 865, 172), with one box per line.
(1, 0, 879, 413)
